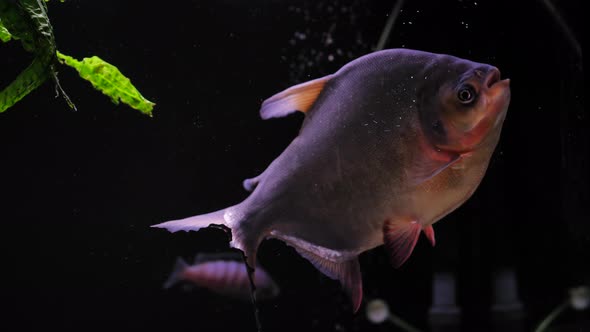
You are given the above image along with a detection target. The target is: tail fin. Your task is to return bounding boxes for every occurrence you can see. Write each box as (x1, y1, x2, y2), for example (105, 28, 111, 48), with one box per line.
(152, 206, 261, 269)
(151, 209, 228, 233)
(163, 257, 189, 289)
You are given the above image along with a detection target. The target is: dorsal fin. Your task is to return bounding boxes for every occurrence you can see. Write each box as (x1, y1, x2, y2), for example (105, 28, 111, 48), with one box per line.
(260, 75, 332, 120)
(293, 246, 363, 313)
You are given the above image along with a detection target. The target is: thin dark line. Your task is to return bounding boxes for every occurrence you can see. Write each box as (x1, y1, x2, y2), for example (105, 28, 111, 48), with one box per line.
(537, 0, 582, 61)
(242, 253, 262, 332)
(375, 0, 406, 51)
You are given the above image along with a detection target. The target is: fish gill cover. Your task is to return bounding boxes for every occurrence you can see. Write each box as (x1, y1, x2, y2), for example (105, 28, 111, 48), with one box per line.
(0, 0, 155, 115)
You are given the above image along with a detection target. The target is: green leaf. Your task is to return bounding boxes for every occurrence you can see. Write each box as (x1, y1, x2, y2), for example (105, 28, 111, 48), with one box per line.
(0, 0, 47, 52)
(0, 54, 52, 113)
(0, 19, 12, 42)
(0, 0, 56, 113)
(2, 0, 152, 115)
(19, 0, 55, 48)
(57, 51, 155, 116)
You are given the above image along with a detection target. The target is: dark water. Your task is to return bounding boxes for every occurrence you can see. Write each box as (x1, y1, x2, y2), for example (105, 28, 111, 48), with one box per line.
(1, 0, 586, 331)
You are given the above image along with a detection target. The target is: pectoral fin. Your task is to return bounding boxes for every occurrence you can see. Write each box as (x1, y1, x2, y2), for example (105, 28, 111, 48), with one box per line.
(408, 131, 464, 186)
(260, 75, 332, 120)
(293, 247, 363, 313)
(383, 219, 422, 268)
(408, 152, 461, 186)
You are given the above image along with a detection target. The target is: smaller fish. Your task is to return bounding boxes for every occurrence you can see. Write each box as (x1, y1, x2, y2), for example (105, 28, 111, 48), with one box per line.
(164, 253, 280, 301)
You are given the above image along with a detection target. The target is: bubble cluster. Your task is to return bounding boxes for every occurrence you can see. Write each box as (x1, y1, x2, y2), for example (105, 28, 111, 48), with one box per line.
(283, 0, 374, 84)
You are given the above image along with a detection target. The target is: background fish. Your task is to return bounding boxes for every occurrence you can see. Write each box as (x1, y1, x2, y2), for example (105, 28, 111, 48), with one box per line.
(164, 253, 280, 301)
(153, 48, 511, 312)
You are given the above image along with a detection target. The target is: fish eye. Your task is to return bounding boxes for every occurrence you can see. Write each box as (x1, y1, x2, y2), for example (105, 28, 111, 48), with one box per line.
(457, 85, 476, 104)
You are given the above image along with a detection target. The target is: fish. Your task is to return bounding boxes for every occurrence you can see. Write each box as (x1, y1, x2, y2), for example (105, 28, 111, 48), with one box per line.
(153, 48, 511, 312)
(164, 253, 280, 301)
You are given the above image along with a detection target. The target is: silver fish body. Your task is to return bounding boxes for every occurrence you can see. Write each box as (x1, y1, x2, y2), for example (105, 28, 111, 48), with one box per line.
(154, 49, 511, 311)
(229, 49, 506, 256)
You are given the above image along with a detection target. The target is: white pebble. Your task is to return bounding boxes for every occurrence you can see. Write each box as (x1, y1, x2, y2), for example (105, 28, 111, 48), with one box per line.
(366, 299, 390, 324)
(569, 286, 590, 311)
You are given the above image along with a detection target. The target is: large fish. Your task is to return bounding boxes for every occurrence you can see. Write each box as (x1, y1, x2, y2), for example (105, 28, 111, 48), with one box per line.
(153, 49, 511, 312)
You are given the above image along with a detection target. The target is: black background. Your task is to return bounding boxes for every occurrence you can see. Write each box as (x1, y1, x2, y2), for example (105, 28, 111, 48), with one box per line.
(1, 0, 586, 331)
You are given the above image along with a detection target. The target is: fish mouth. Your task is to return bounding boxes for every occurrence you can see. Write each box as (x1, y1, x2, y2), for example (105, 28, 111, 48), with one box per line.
(485, 67, 510, 100)
(486, 76, 511, 121)
(491, 79, 510, 126)
(484, 68, 501, 88)
(468, 70, 510, 148)
(479, 67, 510, 123)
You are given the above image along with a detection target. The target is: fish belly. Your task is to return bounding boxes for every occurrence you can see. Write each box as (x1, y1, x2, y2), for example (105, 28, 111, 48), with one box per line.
(409, 141, 498, 226)
(243, 136, 406, 255)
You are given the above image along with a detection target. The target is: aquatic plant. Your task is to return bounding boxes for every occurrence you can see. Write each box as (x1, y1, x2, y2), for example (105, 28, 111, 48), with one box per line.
(0, 0, 154, 115)
(534, 285, 589, 332)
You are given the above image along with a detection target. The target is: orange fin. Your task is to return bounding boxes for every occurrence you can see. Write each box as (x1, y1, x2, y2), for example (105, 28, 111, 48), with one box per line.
(260, 75, 332, 120)
(423, 225, 435, 246)
(294, 247, 363, 313)
(383, 219, 422, 268)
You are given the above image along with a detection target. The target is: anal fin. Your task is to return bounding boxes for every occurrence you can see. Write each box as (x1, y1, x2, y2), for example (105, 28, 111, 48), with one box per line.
(293, 246, 363, 313)
(383, 219, 422, 268)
